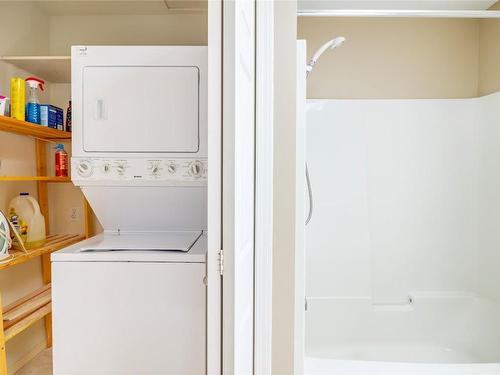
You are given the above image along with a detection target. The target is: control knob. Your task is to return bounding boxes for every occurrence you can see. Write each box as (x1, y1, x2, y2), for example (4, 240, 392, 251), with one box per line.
(149, 162, 161, 175)
(116, 163, 126, 175)
(167, 163, 176, 174)
(77, 160, 93, 178)
(102, 162, 111, 174)
(188, 160, 204, 178)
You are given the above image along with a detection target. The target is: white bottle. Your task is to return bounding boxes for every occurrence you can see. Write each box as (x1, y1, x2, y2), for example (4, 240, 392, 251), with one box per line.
(8, 193, 46, 247)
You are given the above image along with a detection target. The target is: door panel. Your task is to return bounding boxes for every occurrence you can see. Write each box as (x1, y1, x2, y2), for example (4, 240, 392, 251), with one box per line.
(83, 66, 199, 153)
(52, 262, 206, 374)
(223, 0, 256, 373)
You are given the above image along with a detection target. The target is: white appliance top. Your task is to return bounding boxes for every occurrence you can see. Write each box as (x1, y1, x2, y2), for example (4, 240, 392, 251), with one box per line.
(51, 232, 206, 263)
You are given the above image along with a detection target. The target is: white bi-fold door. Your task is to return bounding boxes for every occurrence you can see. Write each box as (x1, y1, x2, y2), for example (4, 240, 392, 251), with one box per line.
(222, 0, 256, 373)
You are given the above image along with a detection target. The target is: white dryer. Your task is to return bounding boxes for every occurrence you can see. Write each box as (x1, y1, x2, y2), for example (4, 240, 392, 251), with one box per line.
(52, 46, 208, 374)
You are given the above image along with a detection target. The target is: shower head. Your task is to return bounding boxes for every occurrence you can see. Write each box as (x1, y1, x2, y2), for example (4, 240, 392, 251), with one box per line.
(306, 36, 346, 75)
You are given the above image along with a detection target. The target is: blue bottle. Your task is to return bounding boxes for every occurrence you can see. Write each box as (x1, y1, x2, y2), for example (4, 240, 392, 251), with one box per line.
(25, 77, 45, 124)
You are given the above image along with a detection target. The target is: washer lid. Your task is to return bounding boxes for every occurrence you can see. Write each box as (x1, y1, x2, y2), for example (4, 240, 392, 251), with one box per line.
(80, 231, 202, 252)
(51, 232, 206, 263)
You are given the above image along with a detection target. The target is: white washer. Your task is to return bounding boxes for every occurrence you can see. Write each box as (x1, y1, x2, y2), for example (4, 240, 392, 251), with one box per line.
(52, 46, 208, 374)
(52, 232, 206, 374)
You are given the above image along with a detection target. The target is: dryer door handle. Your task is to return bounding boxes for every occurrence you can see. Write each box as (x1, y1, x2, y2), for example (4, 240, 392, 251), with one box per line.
(95, 99, 107, 120)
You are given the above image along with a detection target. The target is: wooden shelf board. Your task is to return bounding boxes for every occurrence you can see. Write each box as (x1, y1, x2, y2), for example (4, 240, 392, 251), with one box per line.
(0, 115, 71, 140)
(3, 285, 51, 329)
(3, 284, 53, 342)
(0, 176, 71, 183)
(4, 304, 51, 342)
(0, 56, 71, 83)
(0, 234, 85, 271)
(2, 285, 50, 318)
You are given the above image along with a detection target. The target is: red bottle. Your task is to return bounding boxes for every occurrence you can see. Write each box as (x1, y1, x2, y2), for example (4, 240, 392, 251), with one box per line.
(55, 144, 68, 177)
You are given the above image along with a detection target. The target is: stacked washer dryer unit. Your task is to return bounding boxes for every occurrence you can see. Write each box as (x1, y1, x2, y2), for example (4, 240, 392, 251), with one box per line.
(51, 46, 208, 374)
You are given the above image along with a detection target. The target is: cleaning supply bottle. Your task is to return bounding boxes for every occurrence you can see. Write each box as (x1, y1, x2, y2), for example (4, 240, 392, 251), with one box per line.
(10, 77, 25, 121)
(55, 143, 68, 177)
(25, 77, 45, 124)
(8, 193, 46, 248)
(65, 100, 72, 132)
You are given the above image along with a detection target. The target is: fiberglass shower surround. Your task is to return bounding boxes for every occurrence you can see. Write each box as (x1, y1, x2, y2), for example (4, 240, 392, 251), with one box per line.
(304, 92, 500, 372)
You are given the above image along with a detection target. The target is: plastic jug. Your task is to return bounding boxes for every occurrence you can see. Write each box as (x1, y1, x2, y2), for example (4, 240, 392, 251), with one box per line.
(8, 193, 46, 247)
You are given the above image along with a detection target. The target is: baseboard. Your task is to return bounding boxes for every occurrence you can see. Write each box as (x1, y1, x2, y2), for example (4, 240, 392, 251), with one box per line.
(8, 340, 47, 374)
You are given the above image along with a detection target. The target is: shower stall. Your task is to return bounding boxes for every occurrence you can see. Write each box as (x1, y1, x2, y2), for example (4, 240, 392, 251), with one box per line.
(304, 94, 500, 374)
(298, 4, 500, 372)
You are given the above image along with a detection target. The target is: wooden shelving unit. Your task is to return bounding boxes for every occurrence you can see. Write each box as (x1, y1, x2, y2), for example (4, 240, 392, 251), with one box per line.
(0, 116, 91, 374)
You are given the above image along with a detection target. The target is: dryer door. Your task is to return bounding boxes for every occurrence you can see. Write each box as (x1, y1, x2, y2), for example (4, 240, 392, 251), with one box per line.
(82, 66, 200, 153)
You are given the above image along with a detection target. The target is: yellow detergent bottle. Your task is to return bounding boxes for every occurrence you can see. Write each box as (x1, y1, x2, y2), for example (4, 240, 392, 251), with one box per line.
(10, 77, 25, 121)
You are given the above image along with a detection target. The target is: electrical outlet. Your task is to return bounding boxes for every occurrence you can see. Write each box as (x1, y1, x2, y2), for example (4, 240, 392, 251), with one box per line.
(69, 207, 80, 222)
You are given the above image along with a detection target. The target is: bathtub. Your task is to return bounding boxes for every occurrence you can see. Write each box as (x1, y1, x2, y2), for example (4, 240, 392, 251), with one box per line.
(305, 293, 500, 374)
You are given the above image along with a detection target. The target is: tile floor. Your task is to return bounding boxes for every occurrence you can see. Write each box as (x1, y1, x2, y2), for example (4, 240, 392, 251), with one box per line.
(15, 349, 52, 375)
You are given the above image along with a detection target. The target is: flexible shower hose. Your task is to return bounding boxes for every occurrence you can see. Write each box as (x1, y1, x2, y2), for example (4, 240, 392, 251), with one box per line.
(305, 162, 313, 225)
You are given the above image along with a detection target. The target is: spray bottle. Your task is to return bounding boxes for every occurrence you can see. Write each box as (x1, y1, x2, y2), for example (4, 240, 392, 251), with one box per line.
(25, 77, 45, 124)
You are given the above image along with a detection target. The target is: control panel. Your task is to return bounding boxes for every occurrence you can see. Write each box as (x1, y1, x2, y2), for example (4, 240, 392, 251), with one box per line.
(72, 158, 207, 185)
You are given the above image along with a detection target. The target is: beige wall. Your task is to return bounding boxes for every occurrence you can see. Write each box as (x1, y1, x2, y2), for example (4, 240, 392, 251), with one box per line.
(298, 17, 481, 99)
(478, 16, 500, 96)
(49, 14, 208, 55)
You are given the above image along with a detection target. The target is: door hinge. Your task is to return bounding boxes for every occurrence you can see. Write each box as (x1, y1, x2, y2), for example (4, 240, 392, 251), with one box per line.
(219, 249, 224, 276)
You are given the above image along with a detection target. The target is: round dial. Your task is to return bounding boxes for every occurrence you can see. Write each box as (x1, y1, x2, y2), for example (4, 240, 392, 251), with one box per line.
(188, 160, 205, 178)
(116, 164, 126, 175)
(149, 162, 161, 175)
(77, 160, 93, 178)
(167, 163, 176, 174)
(102, 163, 111, 174)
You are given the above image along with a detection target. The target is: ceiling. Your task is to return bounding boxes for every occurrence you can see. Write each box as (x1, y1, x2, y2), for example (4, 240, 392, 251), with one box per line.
(27, 0, 207, 16)
(9, 0, 500, 16)
(298, 0, 499, 11)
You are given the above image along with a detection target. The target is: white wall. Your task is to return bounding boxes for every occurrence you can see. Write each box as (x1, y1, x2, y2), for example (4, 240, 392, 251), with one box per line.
(305, 95, 500, 301)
